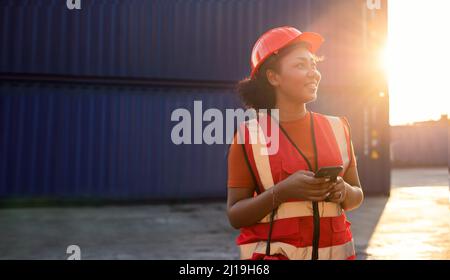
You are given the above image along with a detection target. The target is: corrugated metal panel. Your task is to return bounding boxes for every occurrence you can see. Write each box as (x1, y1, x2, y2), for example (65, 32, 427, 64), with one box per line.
(0, 0, 389, 200)
(1, 0, 386, 87)
(0, 81, 241, 200)
(0, 81, 390, 199)
(391, 123, 448, 167)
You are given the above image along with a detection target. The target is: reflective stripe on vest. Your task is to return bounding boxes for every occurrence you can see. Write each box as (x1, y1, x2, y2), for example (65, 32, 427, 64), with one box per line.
(237, 112, 355, 260)
(326, 115, 352, 172)
(258, 201, 342, 223)
(245, 117, 275, 189)
(240, 239, 356, 260)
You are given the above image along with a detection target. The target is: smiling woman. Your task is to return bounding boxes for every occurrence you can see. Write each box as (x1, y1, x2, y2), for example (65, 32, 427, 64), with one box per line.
(227, 26, 364, 260)
(385, 0, 450, 125)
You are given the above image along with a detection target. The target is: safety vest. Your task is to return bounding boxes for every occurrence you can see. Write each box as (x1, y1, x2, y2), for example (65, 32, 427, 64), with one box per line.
(236, 111, 356, 260)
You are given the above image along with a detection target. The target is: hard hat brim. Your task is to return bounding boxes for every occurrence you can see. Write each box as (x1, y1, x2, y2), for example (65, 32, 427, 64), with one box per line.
(290, 32, 324, 54)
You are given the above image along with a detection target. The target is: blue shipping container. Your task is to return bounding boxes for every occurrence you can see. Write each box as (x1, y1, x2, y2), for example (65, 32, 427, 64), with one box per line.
(1, 0, 385, 87)
(0, 0, 389, 201)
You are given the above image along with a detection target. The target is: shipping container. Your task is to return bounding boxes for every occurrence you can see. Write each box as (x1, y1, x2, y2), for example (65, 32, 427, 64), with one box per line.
(0, 0, 389, 202)
(0, 81, 390, 200)
(1, 0, 385, 87)
(0, 81, 241, 200)
(390, 119, 448, 167)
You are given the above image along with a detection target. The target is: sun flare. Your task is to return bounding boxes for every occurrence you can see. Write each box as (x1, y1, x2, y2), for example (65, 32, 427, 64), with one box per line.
(386, 0, 449, 126)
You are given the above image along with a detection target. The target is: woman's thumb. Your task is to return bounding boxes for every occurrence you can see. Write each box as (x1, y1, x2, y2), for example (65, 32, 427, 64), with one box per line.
(298, 170, 315, 177)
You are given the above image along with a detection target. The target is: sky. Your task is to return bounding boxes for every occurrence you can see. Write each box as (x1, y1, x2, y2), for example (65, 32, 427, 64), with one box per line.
(386, 0, 450, 125)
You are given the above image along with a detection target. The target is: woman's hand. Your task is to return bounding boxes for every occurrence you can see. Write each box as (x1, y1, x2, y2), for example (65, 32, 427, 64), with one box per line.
(325, 176, 347, 204)
(277, 170, 335, 202)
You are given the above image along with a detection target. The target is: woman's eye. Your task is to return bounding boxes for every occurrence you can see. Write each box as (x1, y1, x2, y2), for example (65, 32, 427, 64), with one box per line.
(297, 63, 317, 69)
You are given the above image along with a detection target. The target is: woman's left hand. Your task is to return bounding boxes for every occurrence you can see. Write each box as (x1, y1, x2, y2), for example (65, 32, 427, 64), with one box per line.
(325, 176, 347, 204)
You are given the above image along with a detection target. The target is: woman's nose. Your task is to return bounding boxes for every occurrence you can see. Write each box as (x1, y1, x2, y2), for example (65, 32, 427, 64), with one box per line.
(307, 69, 321, 80)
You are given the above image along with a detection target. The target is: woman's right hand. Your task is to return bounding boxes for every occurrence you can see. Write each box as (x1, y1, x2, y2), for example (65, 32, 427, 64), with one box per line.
(277, 170, 334, 202)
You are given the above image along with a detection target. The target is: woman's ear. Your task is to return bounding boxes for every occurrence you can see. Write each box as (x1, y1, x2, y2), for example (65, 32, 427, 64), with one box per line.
(266, 69, 280, 87)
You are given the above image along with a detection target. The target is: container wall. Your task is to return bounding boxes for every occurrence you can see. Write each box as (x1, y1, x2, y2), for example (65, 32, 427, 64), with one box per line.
(0, 81, 242, 200)
(1, 0, 386, 87)
(0, 0, 389, 200)
(391, 123, 448, 167)
(0, 81, 390, 199)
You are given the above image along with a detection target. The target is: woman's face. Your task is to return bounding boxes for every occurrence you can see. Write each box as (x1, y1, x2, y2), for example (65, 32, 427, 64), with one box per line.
(268, 46, 321, 104)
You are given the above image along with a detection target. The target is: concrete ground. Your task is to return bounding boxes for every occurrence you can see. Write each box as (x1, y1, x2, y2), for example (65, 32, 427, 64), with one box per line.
(346, 168, 449, 260)
(0, 168, 448, 260)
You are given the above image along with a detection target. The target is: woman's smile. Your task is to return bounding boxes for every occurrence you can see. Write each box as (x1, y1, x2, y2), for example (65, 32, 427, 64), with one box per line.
(304, 82, 318, 90)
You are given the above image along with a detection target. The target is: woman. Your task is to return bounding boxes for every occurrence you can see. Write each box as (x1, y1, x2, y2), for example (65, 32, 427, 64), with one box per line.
(226, 26, 364, 260)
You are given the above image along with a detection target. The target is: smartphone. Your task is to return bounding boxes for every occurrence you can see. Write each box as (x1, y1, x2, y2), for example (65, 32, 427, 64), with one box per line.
(314, 166, 343, 182)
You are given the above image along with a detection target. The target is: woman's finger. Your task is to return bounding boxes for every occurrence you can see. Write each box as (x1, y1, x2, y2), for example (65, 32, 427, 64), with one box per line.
(299, 170, 315, 177)
(302, 183, 334, 193)
(302, 175, 331, 185)
(328, 193, 344, 203)
(335, 176, 343, 184)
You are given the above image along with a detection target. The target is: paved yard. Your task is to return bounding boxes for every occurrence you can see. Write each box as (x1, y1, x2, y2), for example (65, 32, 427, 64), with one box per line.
(0, 168, 448, 260)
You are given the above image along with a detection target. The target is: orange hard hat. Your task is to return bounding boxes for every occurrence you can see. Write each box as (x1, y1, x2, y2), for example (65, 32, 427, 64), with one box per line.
(250, 26, 324, 78)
